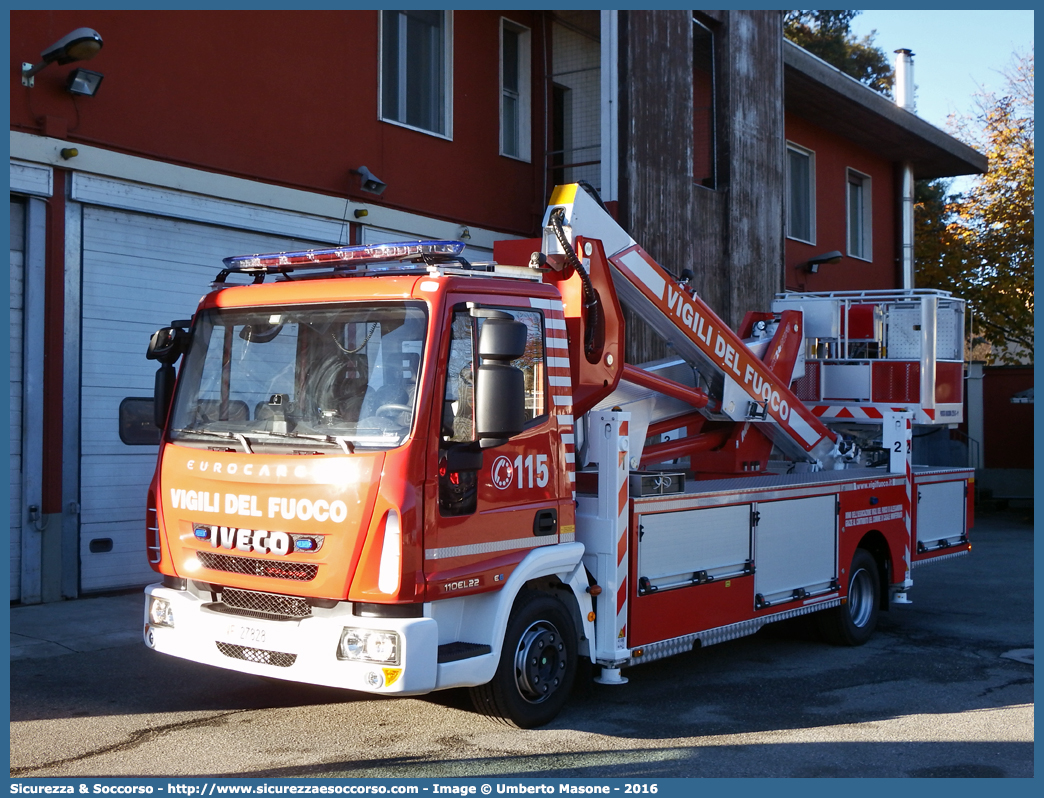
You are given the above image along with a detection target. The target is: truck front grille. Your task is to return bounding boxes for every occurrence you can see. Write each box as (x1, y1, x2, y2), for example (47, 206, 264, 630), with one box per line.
(197, 551, 317, 582)
(219, 588, 312, 620)
(216, 642, 297, 668)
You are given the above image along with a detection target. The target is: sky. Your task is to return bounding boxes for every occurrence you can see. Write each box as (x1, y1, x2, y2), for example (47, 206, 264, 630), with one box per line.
(849, 9, 1034, 131)
(849, 9, 1033, 192)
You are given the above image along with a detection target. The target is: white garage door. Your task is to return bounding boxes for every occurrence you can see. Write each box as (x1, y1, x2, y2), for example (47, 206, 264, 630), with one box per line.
(10, 199, 25, 600)
(79, 207, 324, 592)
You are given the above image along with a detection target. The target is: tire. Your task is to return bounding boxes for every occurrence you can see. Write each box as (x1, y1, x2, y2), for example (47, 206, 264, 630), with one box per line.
(470, 590, 578, 728)
(818, 548, 880, 646)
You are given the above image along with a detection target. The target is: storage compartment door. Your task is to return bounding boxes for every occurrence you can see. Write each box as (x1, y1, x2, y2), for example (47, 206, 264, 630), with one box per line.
(916, 481, 966, 548)
(637, 504, 751, 592)
(754, 495, 837, 606)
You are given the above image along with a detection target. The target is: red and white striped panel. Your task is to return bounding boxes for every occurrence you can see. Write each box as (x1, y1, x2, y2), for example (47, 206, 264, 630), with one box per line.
(812, 405, 884, 420)
(812, 405, 938, 424)
(615, 419, 630, 651)
(531, 298, 575, 504)
(902, 415, 913, 575)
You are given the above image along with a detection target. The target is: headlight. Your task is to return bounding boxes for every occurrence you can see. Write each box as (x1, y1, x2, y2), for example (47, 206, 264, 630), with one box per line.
(338, 628, 399, 665)
(149, 597, 174, 627)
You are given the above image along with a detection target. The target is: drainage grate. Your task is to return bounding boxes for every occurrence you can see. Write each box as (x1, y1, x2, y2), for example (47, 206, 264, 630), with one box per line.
(197, 551, 317, 582)
(216, 642, 297, 668)
(220, 588, 312, 620)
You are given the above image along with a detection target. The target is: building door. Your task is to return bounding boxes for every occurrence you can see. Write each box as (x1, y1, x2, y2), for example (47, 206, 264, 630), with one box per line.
(10, 199, 25, 600)
(77, 205, 323, 591)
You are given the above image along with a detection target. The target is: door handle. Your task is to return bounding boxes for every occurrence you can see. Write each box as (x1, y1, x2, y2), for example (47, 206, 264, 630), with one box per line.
(27, 505, 47, 532)
(534, 508, 558, 536)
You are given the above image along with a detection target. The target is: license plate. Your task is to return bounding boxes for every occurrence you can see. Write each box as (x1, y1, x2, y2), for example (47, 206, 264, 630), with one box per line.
(222, 620, 275, 648)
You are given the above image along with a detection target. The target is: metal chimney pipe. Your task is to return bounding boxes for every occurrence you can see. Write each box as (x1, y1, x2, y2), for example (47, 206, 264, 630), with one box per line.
(895, 48, 916, 289)
(894, 48, 916, 111)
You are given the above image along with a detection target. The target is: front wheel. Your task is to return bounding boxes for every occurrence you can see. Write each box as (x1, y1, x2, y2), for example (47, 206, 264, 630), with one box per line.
(818, 548, 880, 646)
(470, 591, 578, 728)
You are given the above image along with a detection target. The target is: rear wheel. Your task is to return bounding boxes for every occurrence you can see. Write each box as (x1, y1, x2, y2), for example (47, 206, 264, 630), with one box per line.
(470, 591, 578, 728)
(818, 549, 880, 646)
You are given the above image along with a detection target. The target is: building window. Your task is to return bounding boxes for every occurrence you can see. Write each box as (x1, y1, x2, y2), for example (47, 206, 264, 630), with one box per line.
(786, 144, 815, 244)
(501, 20, 532, 161)
(847, 169, 872, 260)
(549, 12, 601, 192)
(693, 16, 716, 188)
(380, 10, 452, 137)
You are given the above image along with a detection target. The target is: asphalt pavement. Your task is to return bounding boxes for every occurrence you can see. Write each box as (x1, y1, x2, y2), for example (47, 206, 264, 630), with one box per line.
(8, 506, 1035, 779)
(10, 591, 143, 661)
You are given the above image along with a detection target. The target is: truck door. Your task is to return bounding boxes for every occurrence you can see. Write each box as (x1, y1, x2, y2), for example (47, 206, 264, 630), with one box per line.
(424, 302, 564, 600)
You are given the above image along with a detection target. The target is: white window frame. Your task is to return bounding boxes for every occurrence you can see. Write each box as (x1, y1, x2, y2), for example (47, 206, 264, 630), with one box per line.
(846, 168, 873, 261)
(785, 142, 816, 245)
(500, 18, 532, 162)
(378, 10, 454, 140)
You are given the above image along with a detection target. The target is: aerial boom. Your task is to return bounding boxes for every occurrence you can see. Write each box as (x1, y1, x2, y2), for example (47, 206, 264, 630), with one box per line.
(536, 183, 848, 469)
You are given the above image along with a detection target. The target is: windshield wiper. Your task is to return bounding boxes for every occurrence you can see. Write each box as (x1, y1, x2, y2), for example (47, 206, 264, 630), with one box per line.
(171, 428, 253, 454)
(253, 429, 356, 454)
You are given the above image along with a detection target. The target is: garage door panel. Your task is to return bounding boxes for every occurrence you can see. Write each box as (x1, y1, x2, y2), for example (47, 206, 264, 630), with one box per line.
(82, 263, 212, 293)
(10, 199, 25, 600)
(79, 206, 323, 590)
(79, 520, 156, 593)
(80, 455, 159, 483)
(81, 361, 159, 390)
(84, 211, 285, 260)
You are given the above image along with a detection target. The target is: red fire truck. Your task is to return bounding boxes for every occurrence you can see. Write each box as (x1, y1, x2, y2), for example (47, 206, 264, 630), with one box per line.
(143, 183, 973, 727)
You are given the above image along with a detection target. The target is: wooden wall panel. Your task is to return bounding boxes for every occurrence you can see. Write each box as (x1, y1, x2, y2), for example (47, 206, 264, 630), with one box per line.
(619, 10, 783, 362)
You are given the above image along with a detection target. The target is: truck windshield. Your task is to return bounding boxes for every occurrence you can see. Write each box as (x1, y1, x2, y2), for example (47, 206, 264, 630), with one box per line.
(169, 301, 427, 452)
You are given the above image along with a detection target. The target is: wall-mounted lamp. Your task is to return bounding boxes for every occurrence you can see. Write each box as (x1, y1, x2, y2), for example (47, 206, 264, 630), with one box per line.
(802, 250, 843, 274)
(459, 226, 472, 240)
(351, 166, 387, 195)
(354, 209, 368, 219)
(22, 27, 104, 87)
(67, 68, 104, 97)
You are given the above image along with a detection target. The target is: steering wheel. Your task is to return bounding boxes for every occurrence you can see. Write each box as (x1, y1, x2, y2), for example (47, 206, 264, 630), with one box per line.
(376, 403, 412, 419)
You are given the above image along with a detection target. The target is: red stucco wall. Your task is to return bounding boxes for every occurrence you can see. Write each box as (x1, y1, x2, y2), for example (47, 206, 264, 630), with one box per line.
(11, 10, 549, 236)
(783, 113, 897, 292)
(981, 367, 1034, 470)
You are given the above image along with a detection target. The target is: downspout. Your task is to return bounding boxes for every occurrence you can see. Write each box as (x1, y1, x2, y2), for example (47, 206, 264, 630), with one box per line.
(895, 48, 916, 290)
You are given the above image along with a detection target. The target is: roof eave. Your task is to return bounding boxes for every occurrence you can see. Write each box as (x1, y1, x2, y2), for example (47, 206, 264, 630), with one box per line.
(783, 40, 988, 180)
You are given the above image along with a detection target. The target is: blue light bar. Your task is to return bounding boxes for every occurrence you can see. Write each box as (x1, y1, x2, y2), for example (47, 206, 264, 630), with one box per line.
(222, 240, 467, 273)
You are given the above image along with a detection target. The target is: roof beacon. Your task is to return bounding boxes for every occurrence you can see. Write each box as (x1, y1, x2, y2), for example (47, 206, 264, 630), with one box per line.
(222, 240, 466, 275)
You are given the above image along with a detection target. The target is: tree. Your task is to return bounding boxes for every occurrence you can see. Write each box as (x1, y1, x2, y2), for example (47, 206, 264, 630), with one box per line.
(916, 49, 1034, 364)
(783, 10, 893, 94)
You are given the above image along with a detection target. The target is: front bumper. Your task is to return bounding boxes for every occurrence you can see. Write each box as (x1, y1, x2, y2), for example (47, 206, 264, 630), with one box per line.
(143, 583, 439, 695)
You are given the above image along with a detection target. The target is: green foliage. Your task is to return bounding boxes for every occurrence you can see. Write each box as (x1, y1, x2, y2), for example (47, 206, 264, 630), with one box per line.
(916, 50, 1034, 364)
(783, 10, 893, 94)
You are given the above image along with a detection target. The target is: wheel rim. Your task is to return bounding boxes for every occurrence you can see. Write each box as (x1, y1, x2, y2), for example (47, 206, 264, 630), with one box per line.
(848, 566, 875, 628)
(513, 620, 567, 704)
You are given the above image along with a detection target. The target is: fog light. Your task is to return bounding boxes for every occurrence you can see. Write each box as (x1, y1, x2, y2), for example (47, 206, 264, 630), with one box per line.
(338, 628, 399, 665)
(365, 670, 384, 688)
(149, 597, 174, 627)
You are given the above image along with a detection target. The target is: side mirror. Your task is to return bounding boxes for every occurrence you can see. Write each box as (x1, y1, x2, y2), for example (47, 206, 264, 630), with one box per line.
(446, 444, 483, 473)
(478, 317, 527, 360)
(474, 318, 527, 448)
(146, 322, 189, 365)
(154, 364, 177, 428)
(148, 320, 190, 428)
